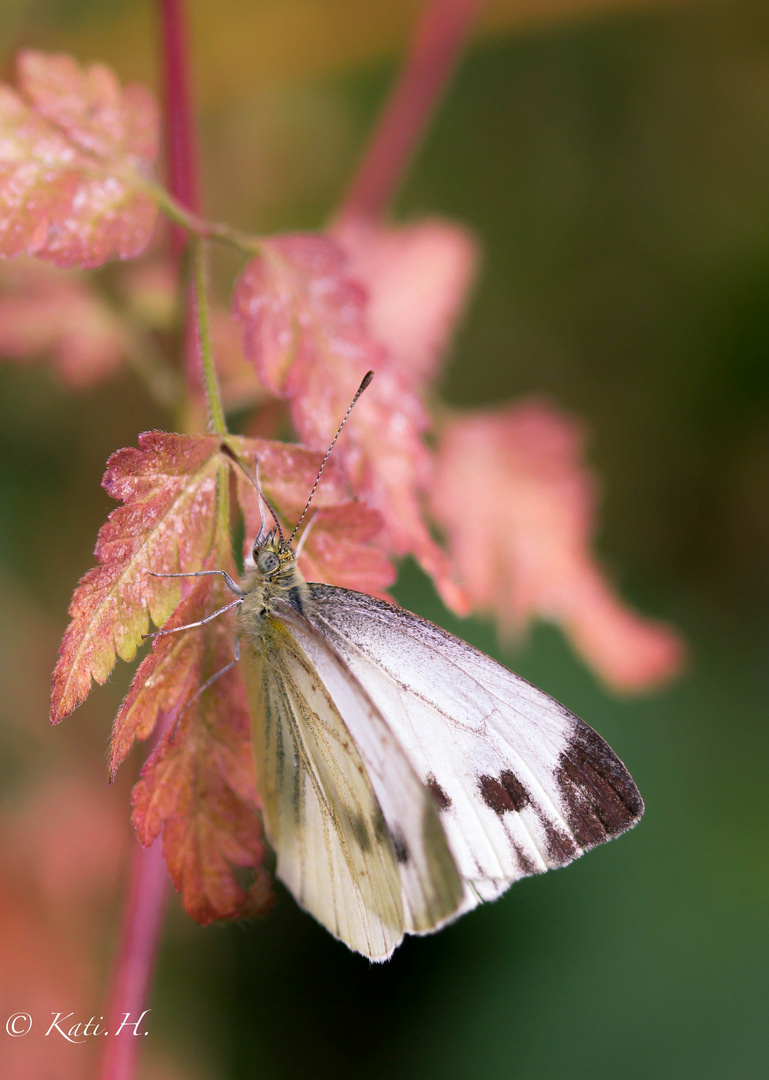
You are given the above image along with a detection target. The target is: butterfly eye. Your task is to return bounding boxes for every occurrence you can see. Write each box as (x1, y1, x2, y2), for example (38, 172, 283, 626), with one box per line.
(257, 550, 280, 575)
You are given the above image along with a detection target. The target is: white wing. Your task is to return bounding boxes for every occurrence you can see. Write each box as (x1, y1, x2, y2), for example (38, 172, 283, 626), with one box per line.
(243, 611, 463, 961)
(303, 585, 644, 912)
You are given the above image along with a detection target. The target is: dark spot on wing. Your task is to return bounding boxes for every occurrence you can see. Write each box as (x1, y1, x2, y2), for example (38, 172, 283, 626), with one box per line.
(350, 812, 372, 852)
(479, 764, 581, 868)
(391, 830, 410, 865)
(556, 722, 645, 849)
(426, 774, 452, 811)
(373, 808, 390, 844)
(372, 808, 410, 864)
(479, 776, 508, 815)
(478, 771, 531, 816)
(500, 770, 530, 810)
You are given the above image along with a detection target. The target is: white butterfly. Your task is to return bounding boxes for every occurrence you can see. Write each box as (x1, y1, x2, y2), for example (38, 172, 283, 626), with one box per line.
(153, 376, 644, 961)
(228, 530, 643, 961)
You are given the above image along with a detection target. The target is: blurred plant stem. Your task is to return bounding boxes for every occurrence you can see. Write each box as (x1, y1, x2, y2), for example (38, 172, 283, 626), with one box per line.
(99, 837, 168, 1080)
(337, 0, 481, 224)
(159, 0, 200, 260)
(157, 0, 208, 423)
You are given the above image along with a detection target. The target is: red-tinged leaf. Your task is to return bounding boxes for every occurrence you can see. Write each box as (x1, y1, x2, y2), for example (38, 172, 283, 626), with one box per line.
(431, 401, 686, 693)
(0, 51, 159, 267)
(108, 550, 226, 778)
(233, 235, 466, 612)
(0, 259, 128, 387)
(298, 502, 396, 599)
(19, 50, 157, 162)
(230, 434, 396, 597)
(130, 574, 270, 924)
(335, 217, 479, 387)
(229, 432, 349, 537)
(50, 432, 224, 724)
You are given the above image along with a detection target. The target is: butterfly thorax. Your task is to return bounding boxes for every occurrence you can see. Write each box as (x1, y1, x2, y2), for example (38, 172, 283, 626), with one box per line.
(237, 529, 311, 648)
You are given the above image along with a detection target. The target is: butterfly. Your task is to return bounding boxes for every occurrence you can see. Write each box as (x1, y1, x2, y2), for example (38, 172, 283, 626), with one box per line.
(153, 375, 644, 961)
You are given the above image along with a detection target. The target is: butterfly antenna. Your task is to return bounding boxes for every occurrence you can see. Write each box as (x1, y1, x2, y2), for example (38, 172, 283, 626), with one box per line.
(221, 444, 283, 542)
(287, 370, 373, 548)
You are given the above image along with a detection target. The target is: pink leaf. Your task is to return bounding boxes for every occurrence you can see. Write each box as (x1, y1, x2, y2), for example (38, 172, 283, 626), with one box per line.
(335, 216, 478, 387)
(0, 774, 126, 1079)
(297, 502, 396, 599)
(0, 51, 159, 267)
(431, 401, 686, 692)
(229, 433, 349, 533)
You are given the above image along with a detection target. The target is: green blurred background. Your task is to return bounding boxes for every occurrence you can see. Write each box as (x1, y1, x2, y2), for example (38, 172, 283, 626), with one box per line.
(1, 1, 768, 1078)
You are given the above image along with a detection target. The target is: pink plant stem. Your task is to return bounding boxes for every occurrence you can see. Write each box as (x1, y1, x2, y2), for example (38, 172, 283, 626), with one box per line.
(159, 0, 205, 394)
(159, 0, 202, 251)
(338, 0, 481, 224)
(98, 837, 169, 1080)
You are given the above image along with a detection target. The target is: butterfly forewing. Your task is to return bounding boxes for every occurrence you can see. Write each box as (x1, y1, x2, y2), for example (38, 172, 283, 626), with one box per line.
(273, 601, 464, 933)
(304, 585, 644, 905)
(244, 611, 463, 960)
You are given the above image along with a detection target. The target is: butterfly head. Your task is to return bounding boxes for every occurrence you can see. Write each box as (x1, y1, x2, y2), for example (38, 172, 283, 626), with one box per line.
(251, 528, 296, 578)
(245, 527, 311, 616)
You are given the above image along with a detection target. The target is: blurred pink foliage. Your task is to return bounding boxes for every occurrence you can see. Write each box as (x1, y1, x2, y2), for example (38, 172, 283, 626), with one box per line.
(335, 216, 478, 388)
(0, 259, 127, 387)
(0, 775, 125, 1078)
(431, 401, 686, 691)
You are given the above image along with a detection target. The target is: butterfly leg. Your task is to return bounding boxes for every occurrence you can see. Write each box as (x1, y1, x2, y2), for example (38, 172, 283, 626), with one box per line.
(148, 568, 244, 596)
(142, 597, 243, 641)
(168, 638, 242, 741)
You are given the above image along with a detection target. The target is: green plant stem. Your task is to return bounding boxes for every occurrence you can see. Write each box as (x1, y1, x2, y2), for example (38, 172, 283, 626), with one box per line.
(191, 239, 227, 436)
(148, 179, 261, 255)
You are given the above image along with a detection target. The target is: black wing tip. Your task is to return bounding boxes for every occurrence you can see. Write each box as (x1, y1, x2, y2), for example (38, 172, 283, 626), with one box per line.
(557, 721, 645, 852)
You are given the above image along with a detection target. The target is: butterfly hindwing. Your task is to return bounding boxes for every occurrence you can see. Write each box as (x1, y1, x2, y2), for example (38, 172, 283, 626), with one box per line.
(304, 585, 644, 909)
(244, 610, 463, 960)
